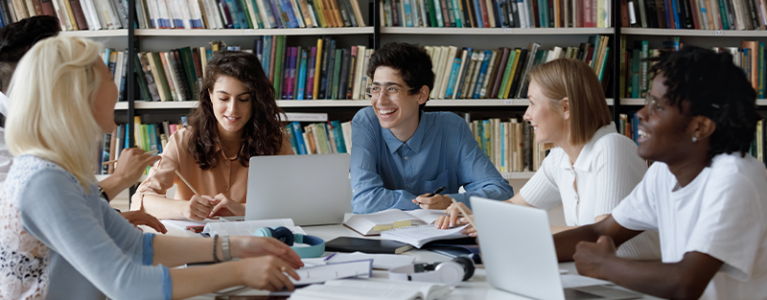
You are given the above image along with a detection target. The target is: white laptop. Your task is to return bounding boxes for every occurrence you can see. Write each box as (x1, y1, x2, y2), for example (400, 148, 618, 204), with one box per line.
(245, 154, 353, 226)
(471, 197, 643, 300)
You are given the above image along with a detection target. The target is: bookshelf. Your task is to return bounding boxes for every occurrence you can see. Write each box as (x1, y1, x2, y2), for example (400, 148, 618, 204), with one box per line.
(59, 30, 129, 38)
(134, 27, 375, 36)
(380, 27, 614, 35)
(622, 28, 767, 37)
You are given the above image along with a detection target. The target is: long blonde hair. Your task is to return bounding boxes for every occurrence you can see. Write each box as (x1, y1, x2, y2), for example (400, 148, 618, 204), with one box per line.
(528, 58, 612, 145)
(6, 36, 104, 191)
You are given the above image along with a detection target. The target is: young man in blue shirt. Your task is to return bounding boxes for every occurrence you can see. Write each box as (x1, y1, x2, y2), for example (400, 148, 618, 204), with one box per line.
(350, 42, 514, 214)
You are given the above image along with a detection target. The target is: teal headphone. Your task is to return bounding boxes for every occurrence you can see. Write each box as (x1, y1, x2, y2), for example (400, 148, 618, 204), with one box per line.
(253, 226, 325, 258)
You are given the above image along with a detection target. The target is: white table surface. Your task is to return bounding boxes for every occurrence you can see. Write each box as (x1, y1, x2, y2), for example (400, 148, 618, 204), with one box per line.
(156, 222, 659, 300)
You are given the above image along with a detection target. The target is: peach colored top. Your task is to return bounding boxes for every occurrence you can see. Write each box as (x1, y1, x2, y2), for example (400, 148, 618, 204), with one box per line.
(130, 127, 293, 210)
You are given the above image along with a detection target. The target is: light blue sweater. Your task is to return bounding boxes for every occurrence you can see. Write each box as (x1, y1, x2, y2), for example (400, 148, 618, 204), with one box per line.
(8, 155, 171, 299)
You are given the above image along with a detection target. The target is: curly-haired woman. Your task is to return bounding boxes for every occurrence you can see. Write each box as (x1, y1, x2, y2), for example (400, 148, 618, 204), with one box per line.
(131, 51, 293, 220)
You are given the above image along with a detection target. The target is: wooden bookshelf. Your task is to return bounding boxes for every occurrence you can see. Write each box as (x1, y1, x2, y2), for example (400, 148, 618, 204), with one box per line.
(622, 28, 767, 37)
(381, 27, 614, 35)
(134, 27, 374, 37)
(59, 29, 129, 38)
(120, 99, 616, 109)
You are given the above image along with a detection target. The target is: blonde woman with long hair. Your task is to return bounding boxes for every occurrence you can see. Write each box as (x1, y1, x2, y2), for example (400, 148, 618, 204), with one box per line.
(0, 36, 303, 300)
(436, 58, 661, 260)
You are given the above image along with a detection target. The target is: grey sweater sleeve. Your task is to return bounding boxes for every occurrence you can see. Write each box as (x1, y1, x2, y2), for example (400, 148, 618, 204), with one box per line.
(19, 168, 171, 300)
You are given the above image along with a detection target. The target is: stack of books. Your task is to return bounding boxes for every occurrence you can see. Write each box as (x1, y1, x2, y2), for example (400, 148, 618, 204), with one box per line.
(0, 0, 129, 31)
(135, 0, 366, 29)
(381, 0, 613, 28)
(425, 35, 611, 100)
(134, 37, 374, 102)
(284, 120, 352, 155)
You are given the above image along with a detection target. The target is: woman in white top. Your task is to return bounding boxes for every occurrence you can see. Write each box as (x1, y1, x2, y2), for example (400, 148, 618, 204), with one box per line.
(436, 58, 660, 260)
(553, 46, 767, 300)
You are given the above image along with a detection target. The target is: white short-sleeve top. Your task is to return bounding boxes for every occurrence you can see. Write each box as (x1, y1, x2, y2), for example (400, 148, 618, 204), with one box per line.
(612, 153, 767, 300)
(520, 123, 661, 260)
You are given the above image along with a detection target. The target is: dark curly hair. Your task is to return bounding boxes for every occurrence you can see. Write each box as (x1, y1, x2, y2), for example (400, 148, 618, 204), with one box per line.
(188, 51, 285, 170)
(366, 42, 434, 110)
(649, 45, 760, 162)
(0, 16, 60, 92)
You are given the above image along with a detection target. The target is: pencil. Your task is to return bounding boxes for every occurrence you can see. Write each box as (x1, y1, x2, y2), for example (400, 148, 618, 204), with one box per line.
(450, 198, 478, 230)
(175, 170, 200, 196)
(101, 150, 159, 165)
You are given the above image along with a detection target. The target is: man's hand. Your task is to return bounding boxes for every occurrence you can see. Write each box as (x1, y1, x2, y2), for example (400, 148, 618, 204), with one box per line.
(120, 211, 167, 234)
(573, 235, 618, 280)
(209, 193, 245, 217)
(412, 194, 452, 209)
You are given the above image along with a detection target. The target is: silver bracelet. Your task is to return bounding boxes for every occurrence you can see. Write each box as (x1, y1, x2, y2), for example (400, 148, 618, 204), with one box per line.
(222, 236, 232, 261)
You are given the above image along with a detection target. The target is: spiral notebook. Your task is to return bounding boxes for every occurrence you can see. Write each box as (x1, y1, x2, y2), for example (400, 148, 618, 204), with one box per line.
(381, 224, 469, 248)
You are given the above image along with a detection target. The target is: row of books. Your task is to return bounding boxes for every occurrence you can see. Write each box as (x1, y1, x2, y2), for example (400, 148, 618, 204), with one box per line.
(135, 37, 375, 102)
(0, 0, 129, 30)
(284, 120, 352, 154)
(97, 117, 188, 175)
(470, 117, 550, 173)
(100, 48, 130, 101)
(621, 38, 767, 99)
(425, 35, 612, 100)
(623, 0, 767, 30)
(135, 0, 366, 29)
(381, 0, 613, 28)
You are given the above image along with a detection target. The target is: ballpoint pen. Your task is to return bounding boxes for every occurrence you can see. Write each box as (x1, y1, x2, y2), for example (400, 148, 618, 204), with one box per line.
(323, 252, 338, 262)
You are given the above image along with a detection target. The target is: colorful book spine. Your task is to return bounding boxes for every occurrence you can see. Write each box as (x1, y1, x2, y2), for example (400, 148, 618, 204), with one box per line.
(291, 122, 307, 154)
(306, 46, 317, 99)
(297, 49, 308, 100)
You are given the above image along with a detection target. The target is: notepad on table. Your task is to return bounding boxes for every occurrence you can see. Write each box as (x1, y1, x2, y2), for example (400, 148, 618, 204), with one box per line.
(289, 278, 452, 300)
(202, 218, 305, 236)
(381, 224, 469, 248)
(344, 209, 448, 236)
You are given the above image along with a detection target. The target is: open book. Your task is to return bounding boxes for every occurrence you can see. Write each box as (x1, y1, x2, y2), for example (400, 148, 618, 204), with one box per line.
(202, 218, 305, 236)
(289, 278, 452, 300)
(381, 224, 469, 248)
(344, 209, 447, 236)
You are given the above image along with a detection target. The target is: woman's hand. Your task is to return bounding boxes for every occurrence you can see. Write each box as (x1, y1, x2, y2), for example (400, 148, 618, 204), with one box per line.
(412, 194, 452, 209)
(434, 202, 478, 237)
(230, 236, 304, 269)
(120, 211, 167, 234)
(209, 193, 245, 217)
(237, 256, 301, 292)
(112, 148, 161, 186)
(182, 195, 216, 221)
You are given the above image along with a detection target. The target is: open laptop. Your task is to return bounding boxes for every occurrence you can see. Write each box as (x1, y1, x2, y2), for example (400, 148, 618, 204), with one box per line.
(471, 197, 643, 300)
(245, 154, 352, 226)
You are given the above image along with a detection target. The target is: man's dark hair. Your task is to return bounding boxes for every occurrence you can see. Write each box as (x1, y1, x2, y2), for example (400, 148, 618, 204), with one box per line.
(649, 45, 760, 162)
(0, 16, 61, 92)
(366, 42, 434, 110)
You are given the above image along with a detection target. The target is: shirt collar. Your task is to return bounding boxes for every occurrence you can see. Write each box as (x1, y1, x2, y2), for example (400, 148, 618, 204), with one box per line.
(383, 111, 428, 154)
(561, 122, 618, 172)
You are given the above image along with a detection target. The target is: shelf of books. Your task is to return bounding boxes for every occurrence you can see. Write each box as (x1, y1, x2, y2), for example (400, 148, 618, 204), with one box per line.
(380, 27, 614, 35)
(134, 27, 374, 36)
(622, 28, 767, 37)
(622, 99, 767, 106)
(59, 30, 129, 37)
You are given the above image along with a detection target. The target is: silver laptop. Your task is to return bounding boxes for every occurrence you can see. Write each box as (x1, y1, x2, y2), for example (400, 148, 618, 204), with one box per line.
(471, 197, 643, 300)
(245, 154, 352, 225)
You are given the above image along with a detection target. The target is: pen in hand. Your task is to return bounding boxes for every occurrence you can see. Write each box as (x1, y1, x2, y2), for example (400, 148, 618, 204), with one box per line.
(425, 186, 447, 198)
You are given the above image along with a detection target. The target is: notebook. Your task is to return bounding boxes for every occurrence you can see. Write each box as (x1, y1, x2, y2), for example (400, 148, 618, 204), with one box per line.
(302, 252, 416, 270)
(201, 219, 305, 236)
(325, 236, 414, 254)
(344, 209, 447, 236)
(291, 259, 373, 285)
(288, 278, 452, 300)
(381, 224, 469, 248)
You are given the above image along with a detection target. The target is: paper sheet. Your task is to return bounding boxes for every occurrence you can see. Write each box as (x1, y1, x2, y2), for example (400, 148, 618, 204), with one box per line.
(202, 219, 305, 236)
(291, 259, 373, 285)
(302, 252, 415, 270)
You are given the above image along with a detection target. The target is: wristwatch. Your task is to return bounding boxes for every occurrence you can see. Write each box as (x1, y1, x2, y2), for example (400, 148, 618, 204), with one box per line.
(97, 185, 109, 202)
(222, 236, 232, 261)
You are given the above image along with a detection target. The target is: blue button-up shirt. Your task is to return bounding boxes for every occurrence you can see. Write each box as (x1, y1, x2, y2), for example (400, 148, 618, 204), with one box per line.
(351, 107, 514, 214)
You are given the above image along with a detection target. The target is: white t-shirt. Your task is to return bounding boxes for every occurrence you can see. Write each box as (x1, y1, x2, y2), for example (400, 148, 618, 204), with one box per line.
(521, 123, 660, 260)
(612, 153, 767, 300)
(0, 92, 12, 183)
